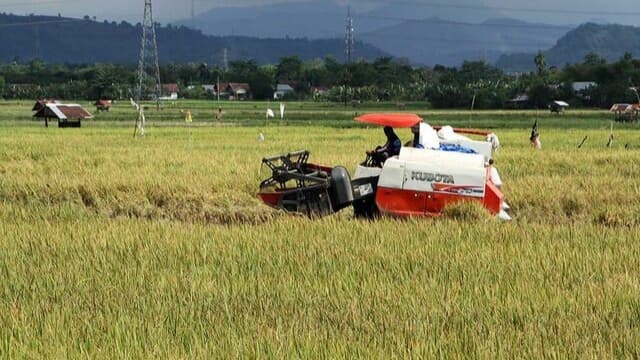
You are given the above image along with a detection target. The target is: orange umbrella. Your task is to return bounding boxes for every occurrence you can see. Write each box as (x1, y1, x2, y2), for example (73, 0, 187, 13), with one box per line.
(354, 113, 422, 128)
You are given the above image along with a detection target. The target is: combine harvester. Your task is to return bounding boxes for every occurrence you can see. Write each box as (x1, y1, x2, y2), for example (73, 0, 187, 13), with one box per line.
(258, 113, 511, 220)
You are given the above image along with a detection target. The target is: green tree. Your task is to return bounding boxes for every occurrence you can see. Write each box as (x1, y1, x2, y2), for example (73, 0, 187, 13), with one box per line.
(528, 82, 553, 109)
(534, 51, 547, 77)
(323, 56, 343, 86)
(276, 56, 303, 82)
(228, 60, 259, 82)
(251, 68, 275, 100)
(584, 52, 606, 66)
(90, 64, 122, 100)
(227, 60, 274, 99)
(458, 61, 503, 84)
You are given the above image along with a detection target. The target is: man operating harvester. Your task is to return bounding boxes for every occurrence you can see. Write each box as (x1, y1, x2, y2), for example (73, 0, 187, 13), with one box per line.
(367, 126, 402, 166)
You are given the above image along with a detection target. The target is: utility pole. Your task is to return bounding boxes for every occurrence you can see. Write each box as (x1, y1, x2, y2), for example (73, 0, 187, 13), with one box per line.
(136, 0, 162, 108)
(345, 6, 355, 63)
(344, 7, 354, 107)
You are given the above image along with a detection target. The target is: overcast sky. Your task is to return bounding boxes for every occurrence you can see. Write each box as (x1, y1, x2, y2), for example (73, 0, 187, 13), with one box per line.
(2, 0, 639, 25)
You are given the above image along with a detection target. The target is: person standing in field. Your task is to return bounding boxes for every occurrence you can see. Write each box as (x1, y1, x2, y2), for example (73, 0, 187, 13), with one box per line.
(530, 119, 541, 149)
(180, 109, 193, 123)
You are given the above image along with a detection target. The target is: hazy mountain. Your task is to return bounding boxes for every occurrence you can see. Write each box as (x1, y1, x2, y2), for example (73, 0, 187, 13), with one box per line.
(4, 0, 639, 27)
(361, 2, 504, 24)
(175, 0, 505, 39)
(359, 17, 571, 66)
(0, 14, 388, 64)
(176, 1, 571, 66)
(496, 23, 640, 72)
(176, 1, 350, 39)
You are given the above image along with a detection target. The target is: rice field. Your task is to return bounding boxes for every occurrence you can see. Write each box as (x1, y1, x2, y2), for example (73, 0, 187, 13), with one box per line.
(1, 100, 639, 357)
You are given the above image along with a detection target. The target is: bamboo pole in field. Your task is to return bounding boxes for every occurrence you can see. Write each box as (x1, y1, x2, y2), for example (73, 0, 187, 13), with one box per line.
(577, 136, 588, 149)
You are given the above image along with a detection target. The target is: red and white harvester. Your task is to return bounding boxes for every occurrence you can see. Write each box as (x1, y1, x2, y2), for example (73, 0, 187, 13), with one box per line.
(258, 113, 510, 220)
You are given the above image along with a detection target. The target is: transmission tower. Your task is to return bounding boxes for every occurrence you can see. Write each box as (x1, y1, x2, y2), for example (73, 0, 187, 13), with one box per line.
(345, 7, 355, 63)
(223, 48, 229, 71)
(136, 0, 162, 104)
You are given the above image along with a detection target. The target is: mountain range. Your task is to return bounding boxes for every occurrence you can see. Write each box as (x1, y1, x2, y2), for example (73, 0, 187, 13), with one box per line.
(0, 14, 387, 65)
(497, 23, 640, 71)
(359, 17, 570, 66)
(2, 10, 640, 71)
(176, 1, 570, 66)
(177, 1, 507, 39)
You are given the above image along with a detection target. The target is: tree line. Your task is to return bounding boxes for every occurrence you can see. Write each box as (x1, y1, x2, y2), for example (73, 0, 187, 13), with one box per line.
(1, 53, 639, 109)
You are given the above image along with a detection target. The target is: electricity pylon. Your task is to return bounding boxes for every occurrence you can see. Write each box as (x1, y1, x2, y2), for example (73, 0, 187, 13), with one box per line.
(136, 0, 162, 105)
(345, 7, 355, 63)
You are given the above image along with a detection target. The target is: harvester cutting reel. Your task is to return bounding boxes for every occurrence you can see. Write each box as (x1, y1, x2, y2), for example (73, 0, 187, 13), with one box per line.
(258, 150, 356, 217)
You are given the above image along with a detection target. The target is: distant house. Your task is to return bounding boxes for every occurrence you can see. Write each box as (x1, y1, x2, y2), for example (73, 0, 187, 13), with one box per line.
(202, 84, 216, 93)
(311, 86, 329, 96)
(94, 99, 112, 112)
(214, 82, 229, 98)
(610, 103, 639, 122)
(274, 84, 295, 100)
(572, 81, 596, 100)
(571, 82, 596, 92)
(33, 103, 93, 128)
(227, 83, 251, 100)
(161, 83, 179, 100)
(549, 100, 569, 113)
(505, 94, 529, 108)
(210, 83, 251, 100)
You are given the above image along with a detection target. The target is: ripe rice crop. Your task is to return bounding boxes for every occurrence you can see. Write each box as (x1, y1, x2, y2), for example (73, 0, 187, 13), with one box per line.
(1, 103, 639, 357)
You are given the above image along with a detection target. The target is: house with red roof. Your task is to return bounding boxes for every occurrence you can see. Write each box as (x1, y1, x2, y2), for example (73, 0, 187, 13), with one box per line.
(33, 103, 93, 128)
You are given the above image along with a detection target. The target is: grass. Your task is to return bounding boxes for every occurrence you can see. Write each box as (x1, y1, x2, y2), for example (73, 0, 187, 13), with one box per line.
(1, 100, 640, 357)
